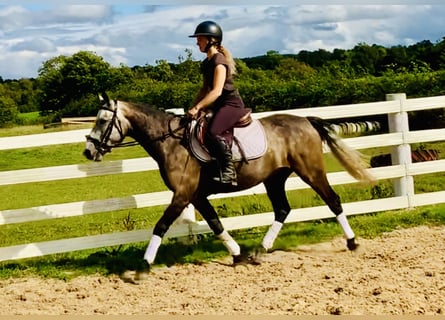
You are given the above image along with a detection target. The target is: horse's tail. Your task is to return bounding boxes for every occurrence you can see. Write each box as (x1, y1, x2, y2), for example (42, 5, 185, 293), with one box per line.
(307, 116, 375, 184)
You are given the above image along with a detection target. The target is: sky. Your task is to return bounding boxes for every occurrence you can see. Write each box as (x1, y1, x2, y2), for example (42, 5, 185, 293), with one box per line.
(0, 4, 444, 80)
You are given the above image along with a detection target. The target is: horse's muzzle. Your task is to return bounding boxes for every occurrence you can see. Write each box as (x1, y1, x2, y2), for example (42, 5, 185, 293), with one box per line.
(83, 148, 92, 160)
(83, 141, 103, 161)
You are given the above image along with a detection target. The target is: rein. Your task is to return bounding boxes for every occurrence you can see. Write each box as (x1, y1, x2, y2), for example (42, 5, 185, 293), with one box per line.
(150, 114, 189, 143)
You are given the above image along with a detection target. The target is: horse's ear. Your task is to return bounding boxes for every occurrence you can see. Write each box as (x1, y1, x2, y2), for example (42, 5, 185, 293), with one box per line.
(98, 92, 110, 105)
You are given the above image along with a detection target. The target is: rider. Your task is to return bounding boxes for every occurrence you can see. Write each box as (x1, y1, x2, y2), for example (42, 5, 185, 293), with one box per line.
(187, 20, 248, 186)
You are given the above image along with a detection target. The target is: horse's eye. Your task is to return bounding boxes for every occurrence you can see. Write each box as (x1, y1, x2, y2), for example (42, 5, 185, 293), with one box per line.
(98, 119, 107, 125)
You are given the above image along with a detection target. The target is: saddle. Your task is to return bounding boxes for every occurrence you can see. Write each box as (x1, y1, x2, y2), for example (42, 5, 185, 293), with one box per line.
(185, 109, 267, 163)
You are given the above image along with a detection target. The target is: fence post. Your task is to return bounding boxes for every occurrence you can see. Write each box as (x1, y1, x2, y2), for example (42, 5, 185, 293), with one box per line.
(386, 93, 414, 208)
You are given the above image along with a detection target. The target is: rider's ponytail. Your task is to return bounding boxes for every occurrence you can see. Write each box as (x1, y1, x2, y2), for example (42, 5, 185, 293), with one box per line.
(217, 44, 237, 76)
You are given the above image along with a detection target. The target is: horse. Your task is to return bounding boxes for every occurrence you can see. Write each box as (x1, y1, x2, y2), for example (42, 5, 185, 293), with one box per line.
(83, 93, 374, 269)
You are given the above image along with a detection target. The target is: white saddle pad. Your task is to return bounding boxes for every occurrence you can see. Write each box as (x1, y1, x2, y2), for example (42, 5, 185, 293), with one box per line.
(188, 119, 267, 163)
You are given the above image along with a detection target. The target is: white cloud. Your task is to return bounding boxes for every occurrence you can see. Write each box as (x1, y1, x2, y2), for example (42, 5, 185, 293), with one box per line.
(0, 4, 444, 79)
(12, 37, 56, 53)
(0, 5, 31, 32)
(0, 51, 48, 78)
(50, 5, 112, 20)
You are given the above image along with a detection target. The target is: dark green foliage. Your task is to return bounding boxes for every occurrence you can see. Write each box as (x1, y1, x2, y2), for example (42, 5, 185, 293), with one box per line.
(0, 95, 18, 127)
(37, 51, 124, 117)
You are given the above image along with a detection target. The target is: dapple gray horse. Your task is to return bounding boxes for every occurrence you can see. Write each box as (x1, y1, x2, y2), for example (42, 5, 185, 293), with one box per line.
(84, 93, 374, 269)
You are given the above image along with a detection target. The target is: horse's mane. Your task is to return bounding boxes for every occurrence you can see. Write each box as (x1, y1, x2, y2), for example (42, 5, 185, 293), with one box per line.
(121, 100, 177, 120)
(122, 100, 159, 113)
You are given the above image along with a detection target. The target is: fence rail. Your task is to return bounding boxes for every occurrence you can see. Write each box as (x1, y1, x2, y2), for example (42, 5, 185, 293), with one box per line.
(0, 93, 444, 262)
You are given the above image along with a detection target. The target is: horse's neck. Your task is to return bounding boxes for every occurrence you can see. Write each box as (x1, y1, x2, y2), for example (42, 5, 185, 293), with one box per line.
(123, 104, 180, 162)
(121, 103, 163, 137)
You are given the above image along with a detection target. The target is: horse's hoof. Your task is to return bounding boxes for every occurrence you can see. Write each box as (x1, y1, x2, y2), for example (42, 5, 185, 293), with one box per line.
(134, 261, 151, 281)
(346, 238, 359, 251)
(134, 269, 150, 281)
(252, 247, 267, 263)
(233, 254, 249, 266)
(232, 252, 262, 266)
(248, 252, 262, 265)
(119, 262, 151, 284)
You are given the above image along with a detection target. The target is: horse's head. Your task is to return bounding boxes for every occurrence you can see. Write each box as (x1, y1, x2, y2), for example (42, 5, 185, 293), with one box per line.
(83, 93, 129, 161)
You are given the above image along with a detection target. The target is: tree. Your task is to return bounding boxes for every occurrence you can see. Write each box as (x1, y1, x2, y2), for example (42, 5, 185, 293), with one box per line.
(151, 59, 174, 82)
(382, 45, 409, 72)
(62, 51, 116, 94)
(174, 49, 201, 83)
(37, 51, 117, 116)
(17, 78, 40, 113)
(350, 43, 387, 75)
(0, 94, 18, 127)
(408, 40, 434, 68)
(297, 49, 333, 68)
(242, 50, 283, 70)
(431, 37, 445, 70)
(275, 58, 315, 80)
(38, 55, 71, 115)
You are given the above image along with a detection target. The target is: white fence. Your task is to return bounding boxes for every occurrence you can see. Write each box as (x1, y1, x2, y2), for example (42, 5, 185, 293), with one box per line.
(0, 93, 444, 262)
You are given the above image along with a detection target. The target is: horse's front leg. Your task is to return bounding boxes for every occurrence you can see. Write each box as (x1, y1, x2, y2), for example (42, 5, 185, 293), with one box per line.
(143, 196, 188, 266)
(192, 197, 246, 264)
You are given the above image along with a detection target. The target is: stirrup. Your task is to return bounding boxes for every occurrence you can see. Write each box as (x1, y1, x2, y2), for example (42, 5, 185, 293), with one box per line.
(212, 175, 237, 186)
(212, 168, 237, 185)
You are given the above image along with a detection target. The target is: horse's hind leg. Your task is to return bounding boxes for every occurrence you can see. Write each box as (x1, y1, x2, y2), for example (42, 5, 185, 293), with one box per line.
(292, 159, 358, 250)
(262, 168, 293, 251)
(314, 180, 357, 250)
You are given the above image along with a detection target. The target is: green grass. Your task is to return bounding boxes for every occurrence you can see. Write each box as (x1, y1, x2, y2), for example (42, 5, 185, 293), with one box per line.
(0, 139, 148, 171)
(16, 111, 41, 123)
(0, 122, 93, 137)
(0, 170, 167, 210)
(0, 125, 444, 280)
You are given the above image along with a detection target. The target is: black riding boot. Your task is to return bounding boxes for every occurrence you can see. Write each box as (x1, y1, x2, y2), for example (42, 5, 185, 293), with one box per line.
(212, 135, 237, 186)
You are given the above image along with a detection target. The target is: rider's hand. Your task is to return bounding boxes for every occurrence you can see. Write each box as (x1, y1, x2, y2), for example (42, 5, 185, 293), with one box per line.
(187, 106, 200, 119)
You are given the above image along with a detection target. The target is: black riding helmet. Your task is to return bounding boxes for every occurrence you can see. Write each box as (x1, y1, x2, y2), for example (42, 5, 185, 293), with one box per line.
(189, 21, 223, 52)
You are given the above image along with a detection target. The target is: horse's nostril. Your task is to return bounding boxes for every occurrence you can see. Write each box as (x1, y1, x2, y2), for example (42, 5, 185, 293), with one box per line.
(83, 149, 92, 159)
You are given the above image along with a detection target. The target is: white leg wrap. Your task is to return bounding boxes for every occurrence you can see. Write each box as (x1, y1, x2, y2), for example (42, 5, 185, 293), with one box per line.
(336, 213, 355, 239)
(218, 230, 240, 256)
(144, 234, 162, 265)
(262, 221, 283, 250)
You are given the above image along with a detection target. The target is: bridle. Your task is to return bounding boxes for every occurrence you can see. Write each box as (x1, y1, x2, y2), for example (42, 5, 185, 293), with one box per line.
(85, 106, 136, 155)
(86, 104, 189, 156)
